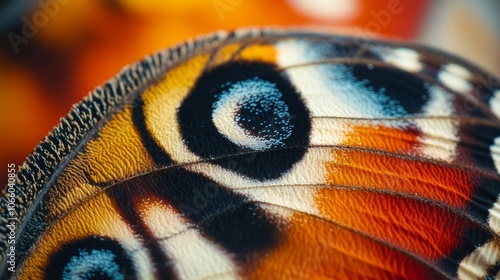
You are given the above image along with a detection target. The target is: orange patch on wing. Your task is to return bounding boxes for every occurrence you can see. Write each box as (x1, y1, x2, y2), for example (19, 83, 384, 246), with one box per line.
(316, 124, 479, 264)
(325, 149, 474, 207)
(346, 124, 420, 153)
(84, 105, 156, 183)
(236, 44, 277, 64)
(247, 208, 445, 279)
(315, 188, 475, 260)
(328, 125, 474, 208)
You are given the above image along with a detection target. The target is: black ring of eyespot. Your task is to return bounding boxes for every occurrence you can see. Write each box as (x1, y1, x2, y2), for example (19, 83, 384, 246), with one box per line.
(45, 236, 136, 280)
(177, 61, 311, 181)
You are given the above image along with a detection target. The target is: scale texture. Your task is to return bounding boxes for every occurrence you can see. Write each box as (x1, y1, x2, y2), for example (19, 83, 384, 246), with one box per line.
(1, 29, 500, 279)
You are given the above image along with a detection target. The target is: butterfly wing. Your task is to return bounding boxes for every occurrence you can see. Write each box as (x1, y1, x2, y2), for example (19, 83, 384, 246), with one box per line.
(1, 29, 499, 279)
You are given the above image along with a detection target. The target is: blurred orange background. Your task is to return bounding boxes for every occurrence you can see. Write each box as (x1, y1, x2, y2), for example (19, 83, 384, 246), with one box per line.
(0, 0, 499, 186)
